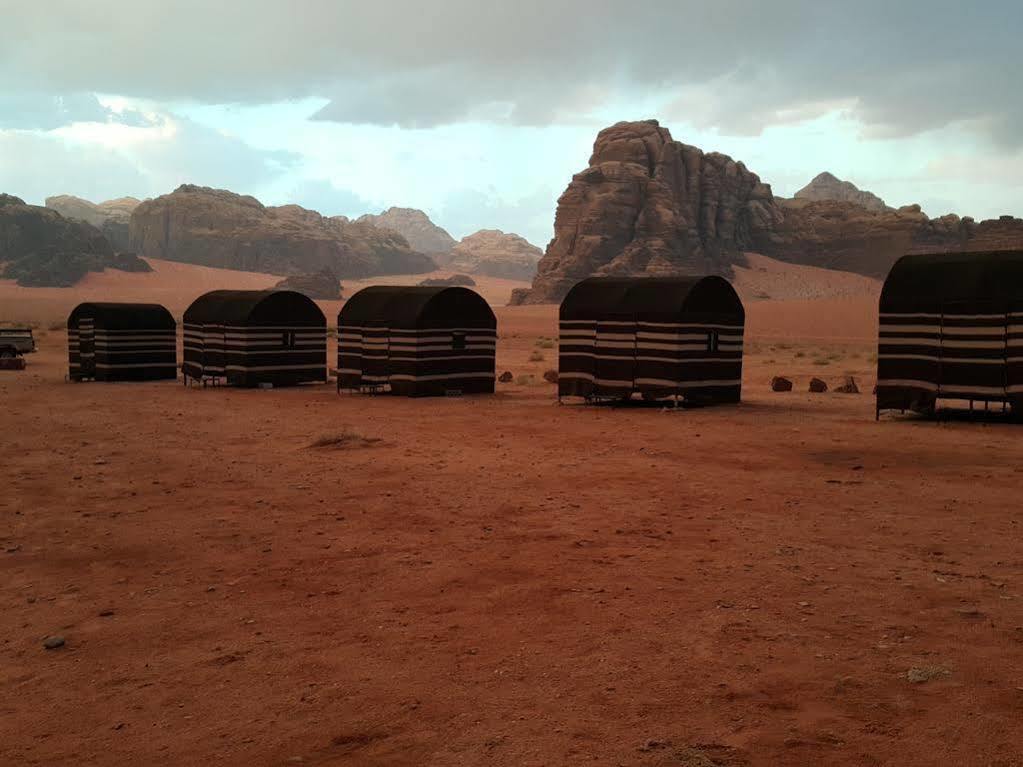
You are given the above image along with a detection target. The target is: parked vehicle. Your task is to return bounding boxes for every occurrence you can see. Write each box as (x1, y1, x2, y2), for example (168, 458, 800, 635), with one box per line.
(0, 327, 36, 357)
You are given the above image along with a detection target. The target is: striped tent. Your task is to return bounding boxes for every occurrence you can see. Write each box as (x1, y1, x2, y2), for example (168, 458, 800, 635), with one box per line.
(877, 250, 1023, 416)
(182, 290, 326, 387)
(337, 286, 496, 396)
(559, 276, 745, 404)
(68, 302, 176, 382)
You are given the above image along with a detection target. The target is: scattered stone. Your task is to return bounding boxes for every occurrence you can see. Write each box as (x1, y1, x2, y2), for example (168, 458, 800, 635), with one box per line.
(638, 739, 670, 752)
(99, 609, 115, 617)
(954, 607, 985, 619)
(771, 376, 793, 392)
(498, 371, 513, 383)
(834, 376, 860, 394)
(43, 635, 66, 650)
(543, 369, 559, 384)
(907, 666, 950, 683)
(93, 458, 108, 465)
(809, 377, 828, 393)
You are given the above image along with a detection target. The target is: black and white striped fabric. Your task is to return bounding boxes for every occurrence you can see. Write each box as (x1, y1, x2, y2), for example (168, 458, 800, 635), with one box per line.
(337, 286, 497, 396)
(559, 277, 745, 403)
(877, 251, 1023, 414)
(182, 290, 327, 387)
(68, 303, 177, 382)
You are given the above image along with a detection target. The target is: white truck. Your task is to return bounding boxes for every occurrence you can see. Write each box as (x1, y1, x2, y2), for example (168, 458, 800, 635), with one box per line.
(0, 327, 36, 359)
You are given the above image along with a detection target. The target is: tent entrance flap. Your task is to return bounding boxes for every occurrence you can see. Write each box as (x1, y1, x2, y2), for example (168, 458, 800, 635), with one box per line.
(79, 319, 95, 378)
(594, 316, 636, 394)
(361, 322, 390, 388)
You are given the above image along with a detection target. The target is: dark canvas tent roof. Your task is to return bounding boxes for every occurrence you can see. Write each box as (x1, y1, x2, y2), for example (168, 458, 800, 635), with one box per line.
(560, 276, 744, 321)
(184, 290, 325, 326)
(68, 302, 175, 329)
(881, 250, 1023, 312)
(339, 286, 496, 328)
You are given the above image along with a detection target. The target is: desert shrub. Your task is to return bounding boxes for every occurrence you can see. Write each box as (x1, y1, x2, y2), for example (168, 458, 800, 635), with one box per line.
(528, 350, 545, 362)
(307, 429, 381, 450)
(48, 321, 65, 331)
(812, 358, 831, 366)
(534, 338, 555, 349)
(515, 374, 536, 386)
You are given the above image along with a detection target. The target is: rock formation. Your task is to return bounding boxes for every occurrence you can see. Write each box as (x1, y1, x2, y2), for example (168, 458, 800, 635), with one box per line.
(46, 194, 142, 252)
(0, 194, 150, 287)
(273, 267, 342, 300)
(512, 120, 1023, 304)
(129, 185, 436, 279)
(447, 230, 542, 280)
(511, 120, 782, 304)
(793, 172, 890, 213)
(419, 274, 477, 287)
(357, 207, 456, 258)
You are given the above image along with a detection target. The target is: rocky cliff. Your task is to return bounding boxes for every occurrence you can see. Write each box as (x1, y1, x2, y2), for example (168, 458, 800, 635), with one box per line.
(793, 172, 890, 213)
(446, 229, 541, 280)
(46, 194, 142, 252)
(273, 267, 342, 300)
(512, 120, 1023, 304)
(357, 207, 456, 257)
(511, 120, 781, 304)
(130, 185, 436, 279)
(0, 194, 150, 287)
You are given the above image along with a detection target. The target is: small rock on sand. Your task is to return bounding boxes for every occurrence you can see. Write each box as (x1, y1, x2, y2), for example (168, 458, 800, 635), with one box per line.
(809, 377, 828, 393)
(498, 371, 513, 383)
(771, 376, 793, 392)
(43, 635, 65, 650)
(543, 369, 559, 384)
(834, 376, 860, 394)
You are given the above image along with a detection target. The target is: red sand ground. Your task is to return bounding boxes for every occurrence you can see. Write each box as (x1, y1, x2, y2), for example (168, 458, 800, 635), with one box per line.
(2, 267, 1022, 767)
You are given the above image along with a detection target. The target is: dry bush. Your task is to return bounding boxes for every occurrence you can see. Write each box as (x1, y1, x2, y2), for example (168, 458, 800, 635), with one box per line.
(528, 350, 545, 362)
(515, 374, 536, 386)
(307, 429, 382, 450)
(534, 338, 555, 349)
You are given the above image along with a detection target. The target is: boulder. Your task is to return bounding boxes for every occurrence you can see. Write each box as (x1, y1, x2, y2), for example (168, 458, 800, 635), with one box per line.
(809, 377, 829, 393)
(357, 207, 456, 258)
(273, 268, 342, 300)
(446, 230, 542, 280)
(834, 376, 860, 394)
(418, 274, 477, 287)
(498, 371, 513, 383)
(1, 194, 150, 287)
(129, 185, 436, 279)
(771, 376, 793, 392)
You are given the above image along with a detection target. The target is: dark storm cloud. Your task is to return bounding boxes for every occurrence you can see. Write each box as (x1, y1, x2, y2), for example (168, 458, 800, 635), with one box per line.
(2, 0, 1021, 142)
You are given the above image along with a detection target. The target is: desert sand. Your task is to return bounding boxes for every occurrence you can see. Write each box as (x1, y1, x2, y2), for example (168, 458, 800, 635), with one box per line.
(2, 265, 1022, 767)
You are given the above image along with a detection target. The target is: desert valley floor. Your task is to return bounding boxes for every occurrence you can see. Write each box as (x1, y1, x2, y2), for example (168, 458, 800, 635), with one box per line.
(2, 265, 1023, 766)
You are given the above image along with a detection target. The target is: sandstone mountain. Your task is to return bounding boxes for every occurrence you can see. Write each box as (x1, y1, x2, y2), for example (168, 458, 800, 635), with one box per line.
(1, 194, 150, 287)
(273, 267, 342, 300)
(512, 120, 1023, 304)
(357, 207, 456, 257)
(46, 194, 142, 252)
(446, 229, 542, 280)
(129, 186, 436, 278)
(793, 172, 890, 213)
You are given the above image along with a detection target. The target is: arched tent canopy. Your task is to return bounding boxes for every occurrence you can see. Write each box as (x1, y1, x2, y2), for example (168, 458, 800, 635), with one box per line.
(183, 290, 325, 327)
(558, 275, 745, 404)
(67, 302, 177, 382)
(339, 286, 496, 330)
(182, 290, 327, 387)
(561, 276, 744, 322)
(877, 249, 1023, 416)
(880, 251, 1023, 314)
(68, 302, 175, 330)
(337, 285, 497, 396)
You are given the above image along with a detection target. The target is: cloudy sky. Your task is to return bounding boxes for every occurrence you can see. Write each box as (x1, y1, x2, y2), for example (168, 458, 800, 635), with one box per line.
(1, 0, 1021, 247)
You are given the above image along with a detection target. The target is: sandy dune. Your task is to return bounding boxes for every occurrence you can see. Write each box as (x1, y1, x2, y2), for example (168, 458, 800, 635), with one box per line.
(0, 259, 531, 326)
